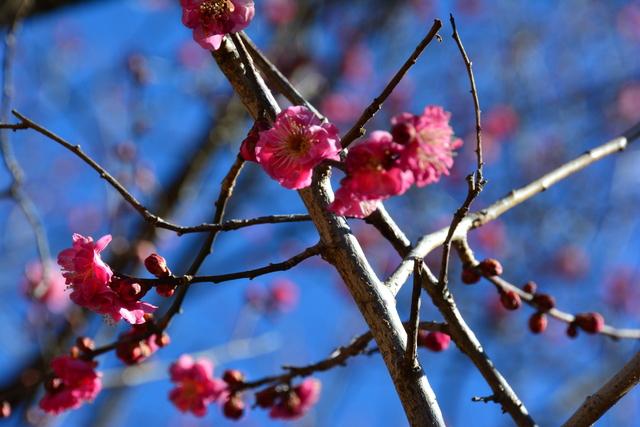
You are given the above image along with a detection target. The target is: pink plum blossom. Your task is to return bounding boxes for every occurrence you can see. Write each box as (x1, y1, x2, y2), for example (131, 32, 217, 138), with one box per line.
(256, 106, 341, 190)
(23, 261, 69, 313)
(57, 234, 156, 324)
(169, 355, 227, 417)
(39, 356, 102, 414)
(391, 106, 463, 187)
(269, 378, 321, 420)
(57, 233, 113, 288)
(181, 0, 255, 51)
(329, 187, 379, 218)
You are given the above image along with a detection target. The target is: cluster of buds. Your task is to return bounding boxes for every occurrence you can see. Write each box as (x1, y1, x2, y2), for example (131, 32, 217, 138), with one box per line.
(222, 370, 246, 420)
(522, 282, 556, 334)
(461, 258, 504, 285)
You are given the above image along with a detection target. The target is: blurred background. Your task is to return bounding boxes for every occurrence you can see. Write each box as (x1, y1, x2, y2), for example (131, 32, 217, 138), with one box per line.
(1, 0, 640, 425)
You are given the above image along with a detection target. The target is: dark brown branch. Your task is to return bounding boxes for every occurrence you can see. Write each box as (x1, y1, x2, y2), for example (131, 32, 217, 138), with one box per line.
(236, 321, 448, 392)
(121, 243, 322, 287)
(436, 15, 485, 292)
(562, 350, 640, 427)
(340, 19, 443, 149)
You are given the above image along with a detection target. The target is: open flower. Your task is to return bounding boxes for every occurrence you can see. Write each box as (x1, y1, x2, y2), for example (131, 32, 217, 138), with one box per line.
(391, 106, 462, 187)
(57, 234, 113, 288)
(169, 355, 227, 417)
(329, 187, 379, 218)
(181, 0, 255, 51)
(22, 261, 69, 313)
(256, 106, 341, 190)
(39, 356, 102, 414)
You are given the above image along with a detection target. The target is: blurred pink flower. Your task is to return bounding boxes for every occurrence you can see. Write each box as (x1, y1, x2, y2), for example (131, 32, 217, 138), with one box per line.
(39, 356, 102, 414)
(484, 105, 519, 140)
(269, 378, 321, 420)
(392, 106, 463, 187)
(256, 106, 341, 189)
(181, 0, 255, 51)
(617, 4, 640, 42)
(169, 355, 227, 417)
(23, 261, 69, 313)
(418, 331, 451, 352)
(320, 93, 361, 125)
(268, 279, 299, 312)
(263, 0, 297, 26)
(617, 82, 640, 123)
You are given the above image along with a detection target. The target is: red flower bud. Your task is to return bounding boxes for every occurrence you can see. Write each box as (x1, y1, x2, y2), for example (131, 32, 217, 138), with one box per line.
(522, 281, 537, 294)
(223, 370, 245, 386)
(156, 283, 176, 298)
(223, 395, 245, 420)
(500, 290, 521, 310)
(461, 267, 481, 284)
(566, 322, 578, 338)
(528, 313, 547, 334)
(532, 293, 555, 312)
(479, 258, 503, 276)
(155, 332, 171, 348)
(418, 331, 451, 352)
(255, 386, 279, 408)
(574, 312, 605, 334)
(144, 253, 171, 278)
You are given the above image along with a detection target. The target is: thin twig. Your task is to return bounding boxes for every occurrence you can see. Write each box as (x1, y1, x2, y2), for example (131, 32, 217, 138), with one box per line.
(436, 15, 485, 292)
(562, 350, 640, 427)
(340, 19, 442, 149)
(236, 321, 448, 392)
(120, 243, 322, 287)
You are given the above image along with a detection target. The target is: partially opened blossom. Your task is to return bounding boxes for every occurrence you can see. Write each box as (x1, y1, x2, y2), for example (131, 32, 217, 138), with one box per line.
(341, 131, 413, 200)
(116, 325, 165, 365)
(39, 356, 102, 414)
(255, 106, 341, 190)
(57, 234, 156, 324)
(57, 234, 113, 287)
(169, 355, 227, 417)
(181, 0, 255, 51)
(391, 106, 462, 187)
(269, 378, 321, 420)
(23, 261, 69, 313)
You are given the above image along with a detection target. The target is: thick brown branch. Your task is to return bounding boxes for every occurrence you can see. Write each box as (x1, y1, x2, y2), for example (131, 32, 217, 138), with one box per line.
(340, 20, 442, 149)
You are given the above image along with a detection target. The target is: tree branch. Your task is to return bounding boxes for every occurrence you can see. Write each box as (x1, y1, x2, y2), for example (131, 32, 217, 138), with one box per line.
(562, 350, 640, 427)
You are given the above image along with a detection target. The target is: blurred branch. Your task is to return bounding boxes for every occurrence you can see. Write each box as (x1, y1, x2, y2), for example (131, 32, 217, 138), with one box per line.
(0, 0, 98, 26)
(340, 19, 443, 149)
(385, 120, 640, 295)
(562, 350, 640, 427)
(1, 10, 51, 296)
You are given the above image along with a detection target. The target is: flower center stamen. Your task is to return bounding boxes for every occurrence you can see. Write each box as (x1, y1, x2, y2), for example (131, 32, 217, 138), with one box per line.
(199, 0, 235, 19)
